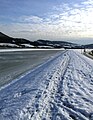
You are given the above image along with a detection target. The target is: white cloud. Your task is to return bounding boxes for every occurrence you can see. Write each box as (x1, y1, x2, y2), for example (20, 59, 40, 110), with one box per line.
(1, 0, 93, 42)
(45, 0, 93, 38)
(82, 0, 93, 5)
(53, 3, 72, 12)
(19, 15, 43, 23)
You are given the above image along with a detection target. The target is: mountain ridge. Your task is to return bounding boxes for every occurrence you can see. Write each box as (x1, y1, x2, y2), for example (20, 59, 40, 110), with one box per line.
(0, 31, 92, 49)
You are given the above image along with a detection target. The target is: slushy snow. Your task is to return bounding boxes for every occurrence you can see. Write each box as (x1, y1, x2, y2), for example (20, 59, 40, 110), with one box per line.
(0, 50, 93, 120)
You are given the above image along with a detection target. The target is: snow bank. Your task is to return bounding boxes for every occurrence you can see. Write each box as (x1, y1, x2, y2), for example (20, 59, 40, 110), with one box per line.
(0, 48, 64, 52)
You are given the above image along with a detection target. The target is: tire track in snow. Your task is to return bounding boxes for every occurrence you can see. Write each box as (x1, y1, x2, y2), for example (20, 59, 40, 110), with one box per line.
(0, 50, 93, 120)
(53, 51, 93, 120)
(19, 52, 70, 120)
(0, 50, 68, 120)
(51, 52, 89, 120)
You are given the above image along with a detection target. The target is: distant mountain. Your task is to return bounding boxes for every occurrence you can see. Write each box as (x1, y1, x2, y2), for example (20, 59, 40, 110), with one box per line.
(83, 44, 93, 49)
(0, 32, 10, 38)
(0, 32, 86, 49)
(32, 40, 81, 49)
(0, 32, 12, 43)
(0, 32, 34, 48)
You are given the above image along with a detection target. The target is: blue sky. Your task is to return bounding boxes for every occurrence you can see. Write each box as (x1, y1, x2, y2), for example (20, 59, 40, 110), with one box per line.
(0, 0, 93, 44)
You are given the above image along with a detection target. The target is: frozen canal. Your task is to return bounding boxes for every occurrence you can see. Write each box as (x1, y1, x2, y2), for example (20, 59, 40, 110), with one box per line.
(0, 50, 93, 120)
(0, 49, 61, 88)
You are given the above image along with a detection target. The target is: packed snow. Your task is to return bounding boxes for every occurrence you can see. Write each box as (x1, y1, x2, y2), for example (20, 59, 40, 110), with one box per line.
(0, 50, 93, 120)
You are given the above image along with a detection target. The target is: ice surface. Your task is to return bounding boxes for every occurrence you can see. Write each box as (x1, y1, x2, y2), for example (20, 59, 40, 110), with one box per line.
(0, 50, 93, 120)
(0, 50, 61, 88)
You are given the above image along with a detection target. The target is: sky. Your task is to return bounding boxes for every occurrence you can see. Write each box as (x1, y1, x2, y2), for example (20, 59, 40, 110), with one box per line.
(0, 0, 93, 44)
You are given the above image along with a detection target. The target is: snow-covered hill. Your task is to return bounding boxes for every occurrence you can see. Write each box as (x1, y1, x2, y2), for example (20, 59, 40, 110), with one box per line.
(0, 32, 82, 49)
(0, 50, 93, 120)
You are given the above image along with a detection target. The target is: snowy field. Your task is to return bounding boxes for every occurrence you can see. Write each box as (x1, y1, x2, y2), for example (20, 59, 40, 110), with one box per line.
(0, 49, 61, 88)
(0, 50, 93, 120)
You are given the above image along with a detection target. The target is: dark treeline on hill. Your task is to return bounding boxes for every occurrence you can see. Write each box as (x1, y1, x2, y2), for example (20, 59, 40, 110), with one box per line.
(84, 44, 93, 49)
(0, 32, 92, 49)
(0, 32, 33, 48)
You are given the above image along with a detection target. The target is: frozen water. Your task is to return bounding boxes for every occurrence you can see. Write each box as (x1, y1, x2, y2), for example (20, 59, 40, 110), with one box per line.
(0, 50, 93, 120)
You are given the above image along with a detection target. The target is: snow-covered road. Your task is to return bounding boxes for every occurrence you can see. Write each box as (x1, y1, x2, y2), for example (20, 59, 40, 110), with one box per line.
(0, 50, 93, 120)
